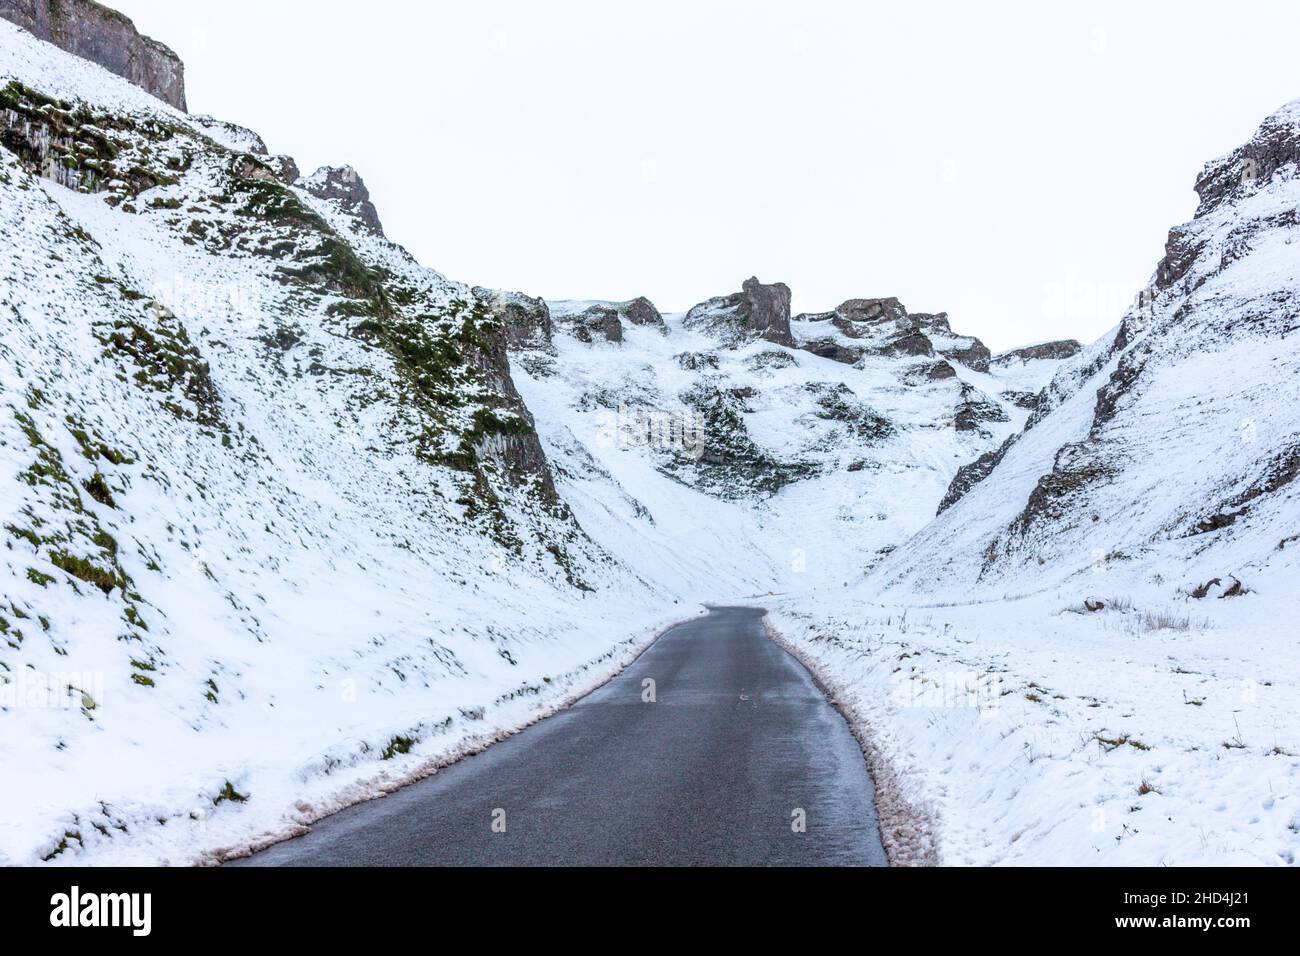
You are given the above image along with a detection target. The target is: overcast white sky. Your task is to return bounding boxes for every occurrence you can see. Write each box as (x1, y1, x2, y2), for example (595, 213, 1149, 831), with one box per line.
(111, 0, 1300, 350)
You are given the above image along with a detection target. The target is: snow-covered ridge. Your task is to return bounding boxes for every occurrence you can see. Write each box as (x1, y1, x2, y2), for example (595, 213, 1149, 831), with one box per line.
(0, 18, 680, 865)
(7, 5, 1295, 869)
(506, 274, 1072, 598)
(766, 98, 1300, 867)
(873, 96, 1300, 602)
(0, 0, 186, 110)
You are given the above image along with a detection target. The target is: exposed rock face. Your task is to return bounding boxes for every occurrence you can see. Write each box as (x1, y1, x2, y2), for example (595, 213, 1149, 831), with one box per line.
(904, 360, 957, 384)
(798, 338, 865, 365)
(667, 384, 817, 497)
(300, 165, 385, 237)
(563, 304, 624, 344)
(0, 76, 188, 196)
(0, 0, 187, 110)
(1158, 99, 1300, 294)
(268, 155, 301, 186)
(882, 98, 1300, 594)
(938, 436, 1017, 514)
(463, 320, 558, 501)
(952, 387, 1010, 434)
(992, 340, 1082, 366)
(684, 277, 795, 348)
(807, 383, 895, 442)
(1190, 102, 1300, 220)
(794, 298, 991, 372)
(1000, 390, 1041, 411)
(473, 288, 554, 351)
(548, 297, 664, 345)
(622, 296, 664, 328)
(880, 328, 935, 359)
(915, 313, 991, 372)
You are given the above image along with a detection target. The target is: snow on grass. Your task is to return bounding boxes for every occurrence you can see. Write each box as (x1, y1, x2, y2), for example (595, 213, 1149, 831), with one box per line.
(767, 576, 1300, 866)
(7, 10, 1295, 870)
(0, 22, 693, 866)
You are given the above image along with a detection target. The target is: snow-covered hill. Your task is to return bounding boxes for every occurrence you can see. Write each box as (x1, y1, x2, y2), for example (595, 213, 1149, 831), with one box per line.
(4, 4, 1296, 869)
(0, 19, 697, 865)
(509, 279, 1070, 596)
(768, 99, 1300, 866)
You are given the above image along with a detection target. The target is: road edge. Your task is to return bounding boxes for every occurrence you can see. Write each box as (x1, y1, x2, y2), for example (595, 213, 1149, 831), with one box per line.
(206, 607, 708, 866)
(762, 614, 940, 867)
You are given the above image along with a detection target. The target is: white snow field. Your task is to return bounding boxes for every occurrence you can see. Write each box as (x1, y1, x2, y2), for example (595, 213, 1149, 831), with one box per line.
(0, 22, 698, 865)
(765, 99, 1300, 865)
(2, 16, 1297, 867)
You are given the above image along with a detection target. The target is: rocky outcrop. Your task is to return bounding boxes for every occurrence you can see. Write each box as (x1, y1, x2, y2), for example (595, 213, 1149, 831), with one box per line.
(463, 322, 558, 501)
(561, 304, 624, 344)
(300, 165, 385, 237)
(798, 338, 865, 366)
(1000, 390, 1041, 411)
(622, 296, 664, 328)
(684, 277, 795, 348)
(992, 340, 1082, 366)
(667, 384, 817, 497)
(905, 360, 957, 384)
(796, 297, 909, 330)
(473, 288, 554, 351)
(0, 0, 187, 110)
(1157, 101, 1300, 296)
(268, 155, 301, 186)
(915, 313, 991, 372)
(795, 298, 992, 372)
(952, 392, 1010, 434)
(937, 435, 1018, 514)
(1190, 100, 1300, 220)
(880, 328, 935, 359)
(807, 383, 895, 442)
(550, 297, 663, 345)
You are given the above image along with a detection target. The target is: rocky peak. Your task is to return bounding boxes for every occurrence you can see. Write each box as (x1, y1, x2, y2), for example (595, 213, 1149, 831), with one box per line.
(992, 340, 1082, 366)
(560, 304, 624, 344)
(622, 296, 665, 328)
(684, 277, 794, 348)
(1, 0, 187, 110)
(1159, 98, 1300, 293)
(793, 297, 991, 372)
(300, 165, 385, 237)
(474, 288, 554, 351)
(1191, 99, 1300, 220)
(826, 297, 909, 326)
(572, 297, 666, 342)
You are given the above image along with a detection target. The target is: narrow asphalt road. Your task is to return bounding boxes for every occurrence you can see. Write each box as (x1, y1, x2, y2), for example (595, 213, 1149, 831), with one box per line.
(234, 606, 888, 866)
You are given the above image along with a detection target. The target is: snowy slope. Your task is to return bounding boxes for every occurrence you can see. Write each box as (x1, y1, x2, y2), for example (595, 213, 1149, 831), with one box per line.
(8, 8, 1294, 870)
(0, 13, 1080, 864)
(767, 99, 1300, 866)
(512, 287, 1060, 597)
(874, 99, 1300, 603)
(0, 19, 687, 865)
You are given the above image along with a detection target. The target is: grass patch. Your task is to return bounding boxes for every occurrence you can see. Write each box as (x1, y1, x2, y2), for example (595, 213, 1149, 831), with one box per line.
(381, 734, 415, 760)
(50, 551, 124, 595)
(1094, 734, 1151, 753)
(214, 781, 249, 805)
(26, 568, 54, 587)
(1140, 611, 1207, 632)
(82, 473, 116, 508)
